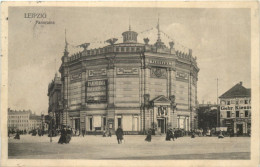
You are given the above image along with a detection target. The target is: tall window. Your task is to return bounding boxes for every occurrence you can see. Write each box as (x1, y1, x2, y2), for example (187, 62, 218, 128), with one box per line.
(245, 110, 249, 117)
(236, 100, 239, 105)
(236, 111, 240, 118)
(89, 118, 92, 131)
(103, 117, 106, 130)
(227, 111, 231, 118)
(227, 101, 230, 105)
(118, 118, 121, 127)
(245, 100, 248, 104)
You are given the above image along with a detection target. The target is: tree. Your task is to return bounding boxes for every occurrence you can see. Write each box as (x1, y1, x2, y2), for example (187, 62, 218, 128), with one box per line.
(198, 106, 217, 130)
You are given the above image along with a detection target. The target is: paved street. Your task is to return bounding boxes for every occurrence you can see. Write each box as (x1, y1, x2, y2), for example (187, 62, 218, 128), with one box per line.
(8, 135, 250, 159)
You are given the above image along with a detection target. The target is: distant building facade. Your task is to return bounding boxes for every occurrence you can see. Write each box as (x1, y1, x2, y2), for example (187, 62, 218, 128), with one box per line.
(8, 108, 44, 131)
(8, 109, 30, 131)
(219, 82, 251, 136)
(52, 24, 199, 134)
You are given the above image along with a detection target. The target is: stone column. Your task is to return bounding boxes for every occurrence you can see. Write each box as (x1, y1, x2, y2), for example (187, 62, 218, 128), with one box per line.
(107, 56, 116, 131)
(80, 66, 87, 131)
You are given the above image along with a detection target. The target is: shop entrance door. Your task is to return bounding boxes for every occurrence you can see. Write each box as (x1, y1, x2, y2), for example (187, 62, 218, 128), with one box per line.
(75, 118, 80, 131)
(158, 118, 165, 133)
(236, 124, 243, 136)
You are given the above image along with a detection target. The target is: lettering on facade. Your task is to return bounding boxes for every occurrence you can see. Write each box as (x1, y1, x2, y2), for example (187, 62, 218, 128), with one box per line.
(176, 71, 188, 80)
(116, 67, 139, 75)
(220, 106, 251, 111)
(70, 73, 82, 81)
(89, 69, 107, 77)
(149, 59, 172, 66)
(86, 80, 107, 103)
(151, 67, 167, 79)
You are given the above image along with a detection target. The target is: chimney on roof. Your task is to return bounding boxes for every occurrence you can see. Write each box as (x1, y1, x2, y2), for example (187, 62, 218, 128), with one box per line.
(240, 81, 242, 86)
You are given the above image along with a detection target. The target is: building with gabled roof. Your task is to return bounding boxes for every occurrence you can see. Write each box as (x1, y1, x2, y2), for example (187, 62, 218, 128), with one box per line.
(219, 82, 251, 136)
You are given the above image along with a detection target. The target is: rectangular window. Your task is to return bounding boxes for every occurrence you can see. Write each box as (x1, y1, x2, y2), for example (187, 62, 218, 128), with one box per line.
(103, 117, 106, 130)
(227, 111, 231, 118)
(236, 100, 239, 105)
(118, 118, 121, 127)
(236, 111, 240, 118)
(245, 110, 249, 117)
(89, 118, 92, 131)
(245, 100, 248, 104)
(227, 101, 230, 105)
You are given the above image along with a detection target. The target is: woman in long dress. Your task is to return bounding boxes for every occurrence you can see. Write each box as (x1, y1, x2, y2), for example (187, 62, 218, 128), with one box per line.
(145, 129, 152, 142)
(116, 126, 124, 144)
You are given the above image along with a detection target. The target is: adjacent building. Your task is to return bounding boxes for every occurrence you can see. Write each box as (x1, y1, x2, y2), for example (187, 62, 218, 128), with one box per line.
(219, 82, 251, 136)
(51, 23, 199, 134)
(47, 73, 62, 130)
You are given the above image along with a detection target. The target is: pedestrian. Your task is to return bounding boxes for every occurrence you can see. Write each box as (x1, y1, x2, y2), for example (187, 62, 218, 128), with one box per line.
(145, 129, 152, 142)
(58, 127, 66, 144)
(108, 129, 112, 137)
(166, 128, 171, 141)
(116, 126, 124, 144)
(14, 131, 20, 140)
(82, 128, 85, 137)
(218, 130, 224, 139)
(66, 128, 71, 143)
(191, 130, 195, 138)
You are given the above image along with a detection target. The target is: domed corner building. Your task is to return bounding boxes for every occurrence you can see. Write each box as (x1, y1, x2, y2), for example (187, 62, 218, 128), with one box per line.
(58, 25, 199, 135)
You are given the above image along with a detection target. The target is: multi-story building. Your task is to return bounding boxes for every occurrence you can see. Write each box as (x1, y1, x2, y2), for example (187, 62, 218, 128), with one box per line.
(54, 23, 199, 134)
(8, 108, 45, 131)
(219, 82, 251, 136)
(28, 114, 42, 131)
(8, 108, 30, 131)
(47, 73, 62, 129)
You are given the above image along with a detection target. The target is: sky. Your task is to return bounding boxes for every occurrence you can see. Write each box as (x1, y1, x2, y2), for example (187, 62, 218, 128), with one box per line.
(8, 7, 251, 115)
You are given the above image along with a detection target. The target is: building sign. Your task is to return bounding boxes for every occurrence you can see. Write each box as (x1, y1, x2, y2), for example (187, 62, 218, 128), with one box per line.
(86, 80, 107, 103)
(149, 59, 172, 66)
(89, 69, 107, 77)
(117, 67, 139, 75)
(220, 105, 251, 111)
(70, 73, 82, 81)
(151, 67, 167, 79)
(176, 71, 188, 80)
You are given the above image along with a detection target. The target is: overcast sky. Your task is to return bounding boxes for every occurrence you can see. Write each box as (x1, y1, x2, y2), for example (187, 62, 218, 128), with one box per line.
(8, 7, 251, 115)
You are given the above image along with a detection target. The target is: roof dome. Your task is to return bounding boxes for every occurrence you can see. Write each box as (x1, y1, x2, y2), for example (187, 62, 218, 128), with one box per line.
(122, 25, 138, 43)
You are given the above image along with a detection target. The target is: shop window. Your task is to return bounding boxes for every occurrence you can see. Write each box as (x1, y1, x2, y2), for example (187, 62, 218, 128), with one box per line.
(103, 117, 106, 130)
(236, 111, 239, 118)
(227, 111, 231, 118)
(118, 118, 121, 127)
(227, 101, 230, 105)
(89, 118, 92, 131)
(245, 111, 249, 117)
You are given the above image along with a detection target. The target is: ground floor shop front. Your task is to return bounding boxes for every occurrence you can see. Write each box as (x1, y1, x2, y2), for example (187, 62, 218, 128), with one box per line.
(63, 108, 194, 135)
(222, 118, 251, 136)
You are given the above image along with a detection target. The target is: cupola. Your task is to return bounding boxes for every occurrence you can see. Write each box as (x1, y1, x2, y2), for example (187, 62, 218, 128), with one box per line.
(122, 25, 138, 43)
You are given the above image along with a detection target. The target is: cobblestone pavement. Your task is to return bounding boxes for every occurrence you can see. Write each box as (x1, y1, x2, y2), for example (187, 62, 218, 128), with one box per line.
(8, 134, 250, 159)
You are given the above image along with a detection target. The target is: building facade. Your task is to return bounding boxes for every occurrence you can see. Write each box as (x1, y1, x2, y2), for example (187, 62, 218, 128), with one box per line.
(8, 109, 30, 131)
(47, 73, 63, 129)
(55, 25, 199, 134)
(8, 108, 44, 131)
(219, 82, 251, 136)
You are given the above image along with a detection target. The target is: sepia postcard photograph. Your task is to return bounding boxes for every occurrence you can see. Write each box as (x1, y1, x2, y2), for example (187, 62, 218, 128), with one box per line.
(0, 1, 259, 167)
